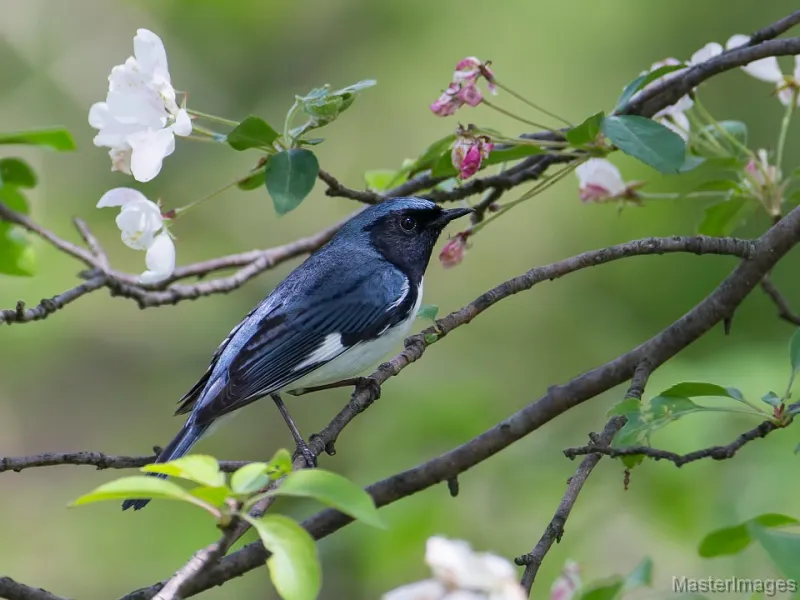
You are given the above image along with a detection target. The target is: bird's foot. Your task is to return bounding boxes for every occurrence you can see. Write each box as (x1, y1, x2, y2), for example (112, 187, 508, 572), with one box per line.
(293, 440, 317, 468)
(354, 376, 381, 401)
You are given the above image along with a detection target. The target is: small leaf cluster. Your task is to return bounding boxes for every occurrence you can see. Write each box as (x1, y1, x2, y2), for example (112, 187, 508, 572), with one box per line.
(0, 127, 76, 277)
(70, 451, 385, 600)
(229, 80, 375, 215)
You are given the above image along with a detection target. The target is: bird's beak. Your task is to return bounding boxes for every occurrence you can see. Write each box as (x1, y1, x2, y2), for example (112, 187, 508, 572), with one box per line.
(431, 207, 474, 228)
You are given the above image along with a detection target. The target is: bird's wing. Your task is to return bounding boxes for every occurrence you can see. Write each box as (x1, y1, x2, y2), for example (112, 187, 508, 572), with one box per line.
(188, 266, 412, 427)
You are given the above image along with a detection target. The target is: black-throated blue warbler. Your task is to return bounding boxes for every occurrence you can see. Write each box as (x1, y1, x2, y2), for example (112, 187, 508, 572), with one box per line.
(122, 197, 471, 510)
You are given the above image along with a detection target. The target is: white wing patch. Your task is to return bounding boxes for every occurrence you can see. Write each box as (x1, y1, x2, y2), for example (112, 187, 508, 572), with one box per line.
(293, 332, 345, 371)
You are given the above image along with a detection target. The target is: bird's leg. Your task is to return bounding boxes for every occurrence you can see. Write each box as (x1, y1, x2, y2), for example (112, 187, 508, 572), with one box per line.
(287, 377, 380, 398)
(286, 377, 361, 397)
(270, 393, 317, 467)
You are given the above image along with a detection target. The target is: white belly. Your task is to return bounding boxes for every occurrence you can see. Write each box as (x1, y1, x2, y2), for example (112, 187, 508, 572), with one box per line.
(285, 280, 423, 391)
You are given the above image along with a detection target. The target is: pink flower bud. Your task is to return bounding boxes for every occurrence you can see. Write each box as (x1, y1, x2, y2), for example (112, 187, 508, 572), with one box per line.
(452, 135, 493, 180)
(457, 82, 483, 106)
(430, 84, 463, 117)
(439, 232, 470, 269)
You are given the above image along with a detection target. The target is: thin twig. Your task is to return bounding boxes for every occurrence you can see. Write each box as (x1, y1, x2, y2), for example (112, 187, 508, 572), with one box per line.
(563, 420, 782, 466)
(516, 361, 652, 594)
(0, 576, 69, 600)
(0, 452, 248, 473)
(0, 276, 106, 325)
(760, 276, 800, 325)
(318, 170, 381, 204)
(153, 519, 240, 600)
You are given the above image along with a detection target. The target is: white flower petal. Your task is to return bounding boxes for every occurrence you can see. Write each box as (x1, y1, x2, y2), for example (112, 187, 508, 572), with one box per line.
(576, 159, 626, 196)
(139, 232, 175, 283)
(97, 187, 150, 208)
(382, 580, 446, 600)
(128, 128, 175, 182)
(726, 34, 783, 82)
(89, 102, 111, 129)
(689, 42, 723, 66)
(172, 108, 193, 137)
(778, 85, 799, 107)
(133, 28, 170, 81)
(659, 111, 690, 141)
(794, 56, 800, 81)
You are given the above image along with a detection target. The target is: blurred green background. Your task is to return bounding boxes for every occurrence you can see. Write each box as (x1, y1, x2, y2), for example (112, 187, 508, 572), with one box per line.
(2, 1, 800, 598)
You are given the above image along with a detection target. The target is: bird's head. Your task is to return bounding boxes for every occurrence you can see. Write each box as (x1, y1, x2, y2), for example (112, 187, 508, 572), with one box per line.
(337, 197, 473, 281)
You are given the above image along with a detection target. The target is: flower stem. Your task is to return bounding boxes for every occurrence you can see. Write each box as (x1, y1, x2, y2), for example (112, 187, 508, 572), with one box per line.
(474, 129, 568, 148)
(187, 108, 239, 127)
(172, 176, 246, 218)
(693, 97, 754, 159)
(776, 89, 797, 175)
(192, 124, 226, 140)
(491, 79, 573, 127)
(481, 99, 561, 133)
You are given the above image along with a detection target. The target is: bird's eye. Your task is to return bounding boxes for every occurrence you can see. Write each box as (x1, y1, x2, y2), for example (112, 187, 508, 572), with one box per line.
(400, 216, 417, 232)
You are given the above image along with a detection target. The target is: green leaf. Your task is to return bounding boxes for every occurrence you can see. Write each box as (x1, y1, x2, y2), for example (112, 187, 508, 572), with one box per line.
(189, 485, 231, 508)
(271, 469, 385, 529)
(0, 185, 30, 214)
(406, 135, 456, 177)
(751, 524, 800, 580)
(688, 179, 740, 194)
(69, 476, 197, 506)
(698, 197, 755, 237)
(237, 169, 266, 191)
(364, 169, 398, 192)
(679, 154, 707, 173)
(698, 514, 798, 557)
(269, 448, 293, 478)
(141, 455, 225, 488)
(333, 79, 377, 95)
(227, 116, 280, 151)
(762, 391, 781, 407)
(692, 121, 748, 158)
(622, 557, 653, 592)
(789, 329, 800, 373)
(0, 224, 36, 276)
(615, 64, 686, 111)
(659, 382, 741, 400)
(417, 304, 439, 321)
(566, 112, 605, 146)
(298, 80, 375, 127)
(0, 128, 76, 151)
(607, 397, 641, 417)
(245, 514, 321, 600)
(231, 462, 272, 496)
(601, 115, 686, 173)
(265, 149, 319, 216)
(0, 158, 37, 188)
(578, 578, 623, 600)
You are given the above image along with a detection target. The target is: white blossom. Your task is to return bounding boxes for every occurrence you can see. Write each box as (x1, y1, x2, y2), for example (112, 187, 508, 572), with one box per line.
(550, 560, 581, 600)
(382, 537, 525, 600)
(576, 159, 630, 202)
(97, 187, 176, 283)
(688, 42, 723, 66)
(89, 29, 192, 182)
(642, 58, 693, 139)
(727, 34, 800, 106)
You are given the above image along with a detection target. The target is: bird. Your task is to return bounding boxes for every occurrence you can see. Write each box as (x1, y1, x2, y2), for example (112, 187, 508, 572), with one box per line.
(122, 197, 472, 510)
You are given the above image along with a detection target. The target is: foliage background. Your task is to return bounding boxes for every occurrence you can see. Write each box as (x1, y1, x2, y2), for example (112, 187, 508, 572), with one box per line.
(2, 1, 800, 598)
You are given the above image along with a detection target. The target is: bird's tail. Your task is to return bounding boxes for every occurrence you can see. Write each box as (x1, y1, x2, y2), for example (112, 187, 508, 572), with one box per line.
(121, 422, 208, 511)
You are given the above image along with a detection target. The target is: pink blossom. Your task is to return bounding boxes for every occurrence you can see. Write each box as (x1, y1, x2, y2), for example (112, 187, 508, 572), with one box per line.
(575, 158, 638, 203)
(430, 84, 463, 116)
(430, 56, 496, 117)
(439, 232, 470, 269)
(452, 135, 493, 179)
(550, 561, 581, 600)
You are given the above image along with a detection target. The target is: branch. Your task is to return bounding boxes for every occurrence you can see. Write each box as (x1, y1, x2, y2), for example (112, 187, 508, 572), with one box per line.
(123, 202, 800, 599)
(0, 452, 248, 473)
(516, 361, 652, 595)
(0, 577, 69, 600)
(760, 276, 800, 326)
(564, 419, 782, 466)
(152, 519, 240, 600)
(0, 276, 105, 325)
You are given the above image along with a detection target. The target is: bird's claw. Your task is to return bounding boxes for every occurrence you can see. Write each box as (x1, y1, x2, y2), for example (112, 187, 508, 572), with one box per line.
(294, 441, 317, 468)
